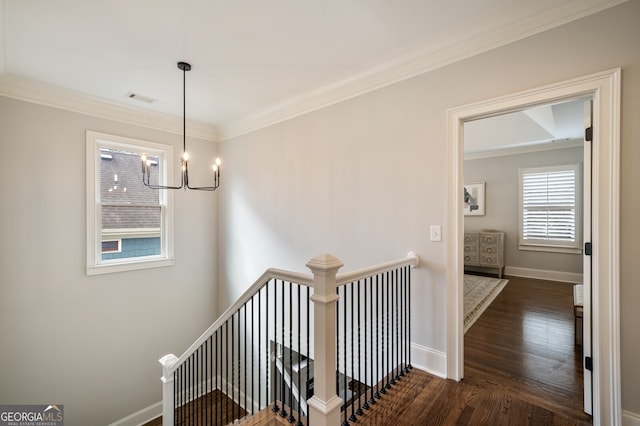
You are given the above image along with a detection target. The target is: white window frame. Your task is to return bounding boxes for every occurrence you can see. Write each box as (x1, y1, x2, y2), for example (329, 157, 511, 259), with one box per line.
(86, 131, 175, 275)
(518, 163, 582, 254)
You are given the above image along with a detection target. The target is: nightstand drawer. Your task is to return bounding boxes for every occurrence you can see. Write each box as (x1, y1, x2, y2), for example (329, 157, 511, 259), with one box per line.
(464, 254, 479, 264)
(480, 254, 499, 265)
(464, 234, 479, 244)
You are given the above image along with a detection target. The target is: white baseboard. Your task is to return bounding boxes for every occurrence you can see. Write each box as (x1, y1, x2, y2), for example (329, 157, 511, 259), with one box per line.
(108, 401, 162, 426)
(504, 266, 583, 283)
(623, 410, 640, 426)
(410, 343, 446, 378)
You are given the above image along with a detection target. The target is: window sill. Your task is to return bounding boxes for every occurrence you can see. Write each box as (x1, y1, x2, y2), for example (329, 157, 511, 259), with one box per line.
(87, 257, 175, 276)
(518, 244, 582, 255)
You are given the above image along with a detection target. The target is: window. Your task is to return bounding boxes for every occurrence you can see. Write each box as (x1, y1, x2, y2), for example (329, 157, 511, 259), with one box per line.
(86, 131, 174, 275)
(519, 164, 581, 253)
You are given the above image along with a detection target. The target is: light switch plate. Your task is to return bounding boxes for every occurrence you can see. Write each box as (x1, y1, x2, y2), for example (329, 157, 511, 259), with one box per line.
(430, 225, 442, 242)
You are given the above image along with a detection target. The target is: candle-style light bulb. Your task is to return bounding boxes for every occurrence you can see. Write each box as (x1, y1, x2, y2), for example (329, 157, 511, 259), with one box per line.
(141, 154, 147, 174)
(182, 152, 189, 162)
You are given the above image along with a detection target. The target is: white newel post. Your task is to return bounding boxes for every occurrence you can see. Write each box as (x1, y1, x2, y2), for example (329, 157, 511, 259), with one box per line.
(159, 353, 178, 426)
(306, 254, 344, 426)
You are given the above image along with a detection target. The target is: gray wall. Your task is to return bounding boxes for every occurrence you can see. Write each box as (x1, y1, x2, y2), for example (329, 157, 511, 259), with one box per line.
(0, 97, 219, 425)
(218, 2, 640, 416)
(464, 146, 583, 275)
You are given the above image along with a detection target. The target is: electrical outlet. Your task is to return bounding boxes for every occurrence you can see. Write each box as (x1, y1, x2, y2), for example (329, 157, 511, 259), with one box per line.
(430, 225, 442, 242)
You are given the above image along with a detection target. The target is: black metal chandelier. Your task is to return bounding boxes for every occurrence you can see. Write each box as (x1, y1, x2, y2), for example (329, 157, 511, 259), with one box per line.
(141, 61, 220, 191)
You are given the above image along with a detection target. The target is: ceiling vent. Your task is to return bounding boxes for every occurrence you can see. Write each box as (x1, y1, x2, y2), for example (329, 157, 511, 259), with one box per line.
(127, 92, 156, 104)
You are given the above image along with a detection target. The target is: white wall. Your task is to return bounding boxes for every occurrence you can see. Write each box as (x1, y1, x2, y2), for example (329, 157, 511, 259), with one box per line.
(0, 97, 219, 425)
(218, 1, 640, 416)
(464, 146, 584, 275)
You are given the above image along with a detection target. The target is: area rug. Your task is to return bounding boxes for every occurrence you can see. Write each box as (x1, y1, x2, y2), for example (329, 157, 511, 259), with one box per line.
(464, 274, 509, 334)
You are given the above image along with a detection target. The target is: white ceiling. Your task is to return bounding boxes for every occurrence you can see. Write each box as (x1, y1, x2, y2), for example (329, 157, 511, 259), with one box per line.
(464, 98, 588, 157)
(0, 0, 625, 141)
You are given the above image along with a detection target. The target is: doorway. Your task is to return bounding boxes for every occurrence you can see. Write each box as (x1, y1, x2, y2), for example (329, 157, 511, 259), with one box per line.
(445, 69, 621, 424)
(461, 97, 589, 414)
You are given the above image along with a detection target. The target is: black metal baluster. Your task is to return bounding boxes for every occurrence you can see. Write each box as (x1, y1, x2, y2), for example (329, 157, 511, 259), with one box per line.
(260, 284, 264, 412)
(188, 355, 192, 424)
(380, 273, 389, 394)
(375, 274, 381, 400)
(386, 271, 391, 390)
(297, 284, 302, 425)
(363, 276, 371, 410)
(399, 267, 405, 376)
(225, 321, 229, 424)
(368, 276, 376, 406)
(342, 285, 349, 426)
(272, 280, 280, 413)
(408, 266, 412, 371)
(198, 346, 202, 425)
(288, 281, 295, 423)
(356, 279, 364, 416)
(280, 280, 288, 418)
(231, 312, 235, 422)
(215, 330, 219, 426)
(251, 295, 255, 415)
(258, 287, 262, 412)
(393, 268, 399, 383)
(336, 285, 340, 401)
(306, 285, 310, 426)
(349, 283, 356, 423)
(202, 339, 211, 425)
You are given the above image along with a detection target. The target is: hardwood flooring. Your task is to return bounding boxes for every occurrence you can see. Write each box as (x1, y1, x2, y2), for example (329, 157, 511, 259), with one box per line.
(354, 275, 591, 425)
(144, 275, 591, 425)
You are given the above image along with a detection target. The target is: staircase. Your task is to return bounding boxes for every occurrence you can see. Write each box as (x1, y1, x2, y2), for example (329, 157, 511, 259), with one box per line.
(158, 252, 419, 426)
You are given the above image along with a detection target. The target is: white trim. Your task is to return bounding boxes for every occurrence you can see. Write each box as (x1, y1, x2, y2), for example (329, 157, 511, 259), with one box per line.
(623, 410, 640, 426)
(504, 266, 583, 283)
(86, 131, 175, 276)
(0, 73, 217, 142)
(410, 343, 446, 378)
(447, 68, 621, 425)
(0, 2, 627, 143)
(216, 0, 628, 140)
(107, 401, 162, 426)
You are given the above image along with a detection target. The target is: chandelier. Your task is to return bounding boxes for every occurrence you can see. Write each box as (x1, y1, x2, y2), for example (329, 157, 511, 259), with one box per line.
(141, 61, 220, 191)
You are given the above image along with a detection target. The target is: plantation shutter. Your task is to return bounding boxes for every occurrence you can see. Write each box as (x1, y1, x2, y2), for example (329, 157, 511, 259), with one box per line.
(519, 164, 580, 250)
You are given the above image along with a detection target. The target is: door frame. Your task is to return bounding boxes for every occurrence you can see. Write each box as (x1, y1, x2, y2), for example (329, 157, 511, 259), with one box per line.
(445, 69, 621, 424)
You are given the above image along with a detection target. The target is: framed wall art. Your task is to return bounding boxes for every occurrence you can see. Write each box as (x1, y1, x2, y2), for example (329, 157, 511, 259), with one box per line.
(464, 182, 485, 216)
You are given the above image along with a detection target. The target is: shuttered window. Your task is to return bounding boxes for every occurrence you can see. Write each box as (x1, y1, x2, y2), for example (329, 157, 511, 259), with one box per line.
(519, 164, 581, 252)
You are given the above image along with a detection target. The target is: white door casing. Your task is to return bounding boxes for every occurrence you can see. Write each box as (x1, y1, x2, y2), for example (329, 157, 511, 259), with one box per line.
(446, 69, 621, 425)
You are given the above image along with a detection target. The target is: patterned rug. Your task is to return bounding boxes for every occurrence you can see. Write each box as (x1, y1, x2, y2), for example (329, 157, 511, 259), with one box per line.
(464, 274, 509, 334)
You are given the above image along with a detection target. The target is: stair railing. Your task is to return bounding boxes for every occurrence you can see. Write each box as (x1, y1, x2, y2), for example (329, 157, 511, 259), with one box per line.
(159, 252, 418, 426)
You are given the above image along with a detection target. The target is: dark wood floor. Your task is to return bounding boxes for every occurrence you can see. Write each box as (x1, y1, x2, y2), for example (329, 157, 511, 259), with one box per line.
(353, 275, 591, 425)
(145, 275, 591, 425)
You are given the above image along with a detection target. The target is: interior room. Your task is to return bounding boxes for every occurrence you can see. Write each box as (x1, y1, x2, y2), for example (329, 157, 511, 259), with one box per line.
(461, 99, 588, 420)
(1, 1, 639, 425)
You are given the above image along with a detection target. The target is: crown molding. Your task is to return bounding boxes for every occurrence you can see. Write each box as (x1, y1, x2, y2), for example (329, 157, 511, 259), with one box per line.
(0, 73, 218, 142)
(0, 0, 627, 143)
(217, 0, 628, 141)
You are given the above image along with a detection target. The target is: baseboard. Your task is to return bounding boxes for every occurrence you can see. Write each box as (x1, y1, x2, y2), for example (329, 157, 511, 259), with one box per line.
(410, 343, 446, 378)
(623, 410, 640, 426)
(108, 401, 162, 426)
(504, 266, 583, 283)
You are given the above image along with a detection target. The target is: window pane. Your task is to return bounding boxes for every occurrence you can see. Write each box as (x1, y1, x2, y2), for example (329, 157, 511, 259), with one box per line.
(520, 164, 579, 249)
(99, 148, 162, 261)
